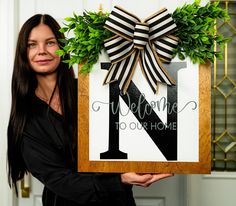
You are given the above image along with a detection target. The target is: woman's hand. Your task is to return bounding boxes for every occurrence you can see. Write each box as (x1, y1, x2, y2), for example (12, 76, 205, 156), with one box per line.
(121, 173, 174, 187)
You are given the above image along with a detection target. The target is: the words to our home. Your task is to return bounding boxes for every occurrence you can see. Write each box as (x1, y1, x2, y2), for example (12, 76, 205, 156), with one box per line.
(115, 121, 177, 131)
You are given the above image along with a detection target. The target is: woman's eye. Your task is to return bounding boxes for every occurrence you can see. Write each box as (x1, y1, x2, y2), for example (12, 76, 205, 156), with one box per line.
(47, 41, 56, 46)
(28, 43, 36, 49)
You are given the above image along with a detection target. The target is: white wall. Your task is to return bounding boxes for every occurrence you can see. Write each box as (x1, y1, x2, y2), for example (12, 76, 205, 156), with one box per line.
(0, 0, 17, 206)
(187, 173, 236, 206)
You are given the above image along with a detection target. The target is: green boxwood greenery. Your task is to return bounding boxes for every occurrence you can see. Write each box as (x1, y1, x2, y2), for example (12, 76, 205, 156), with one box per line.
(56, 0, 230, 73)
(172, 0, 230, 63)
(56, 11, 112, 73)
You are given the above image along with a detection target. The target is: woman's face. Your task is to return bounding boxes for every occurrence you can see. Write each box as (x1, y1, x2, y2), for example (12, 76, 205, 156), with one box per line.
(27, 23, 60, 75)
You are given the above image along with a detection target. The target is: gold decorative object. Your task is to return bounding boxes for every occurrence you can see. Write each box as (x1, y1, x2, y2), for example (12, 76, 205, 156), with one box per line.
(21, 174, 30, 198)
(211, 0, 236, 171)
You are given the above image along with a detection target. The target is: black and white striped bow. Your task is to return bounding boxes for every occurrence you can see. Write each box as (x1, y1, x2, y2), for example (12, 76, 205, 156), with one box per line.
(103, 6, 178, 94)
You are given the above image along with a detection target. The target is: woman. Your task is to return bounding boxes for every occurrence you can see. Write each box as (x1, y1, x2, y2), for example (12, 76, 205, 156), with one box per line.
(7, 14, 173, 206)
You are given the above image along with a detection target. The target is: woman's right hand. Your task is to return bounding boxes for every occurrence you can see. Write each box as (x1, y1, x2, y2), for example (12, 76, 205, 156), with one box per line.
(121, 172, 173, 187)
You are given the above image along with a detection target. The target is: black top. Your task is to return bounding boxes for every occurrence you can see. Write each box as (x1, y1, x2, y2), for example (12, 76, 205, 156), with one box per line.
(21, 94, 136, 206)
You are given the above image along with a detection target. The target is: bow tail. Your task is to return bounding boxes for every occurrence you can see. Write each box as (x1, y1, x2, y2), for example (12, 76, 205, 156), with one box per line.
(103, 51, 140, 93)
(140, 43, 176, 93)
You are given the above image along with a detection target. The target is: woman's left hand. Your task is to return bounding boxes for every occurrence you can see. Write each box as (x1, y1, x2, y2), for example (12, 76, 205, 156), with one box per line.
(121, 173, 174, 187)
(144, 173, 174, 187)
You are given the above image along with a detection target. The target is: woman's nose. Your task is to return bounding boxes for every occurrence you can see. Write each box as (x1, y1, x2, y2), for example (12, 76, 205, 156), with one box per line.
(38, 44, 47, 55)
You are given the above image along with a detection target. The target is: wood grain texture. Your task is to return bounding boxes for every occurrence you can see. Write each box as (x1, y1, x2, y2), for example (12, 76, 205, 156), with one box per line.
(78, 63, 211, 174)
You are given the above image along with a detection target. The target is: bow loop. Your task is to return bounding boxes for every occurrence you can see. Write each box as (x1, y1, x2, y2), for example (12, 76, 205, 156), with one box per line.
(104, 35, 133, 63)
(153, 35, 178, 63)
(145, 8, 177, 42)
(103, 6, 178, 94)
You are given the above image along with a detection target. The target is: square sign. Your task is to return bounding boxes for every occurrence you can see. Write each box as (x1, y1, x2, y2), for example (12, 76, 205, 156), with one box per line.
(78, 52, 211, 173)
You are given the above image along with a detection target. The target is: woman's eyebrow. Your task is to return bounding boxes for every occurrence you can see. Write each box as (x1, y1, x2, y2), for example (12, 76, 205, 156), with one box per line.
(28, 37, 57, 42)
(46, 37, 57, 41)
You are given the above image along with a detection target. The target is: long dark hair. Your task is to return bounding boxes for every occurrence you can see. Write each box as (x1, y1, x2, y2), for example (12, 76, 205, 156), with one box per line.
(7, 14, 76, 194)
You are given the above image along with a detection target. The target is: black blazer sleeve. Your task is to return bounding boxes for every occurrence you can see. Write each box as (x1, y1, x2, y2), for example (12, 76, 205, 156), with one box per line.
(21, 132, 124, 205)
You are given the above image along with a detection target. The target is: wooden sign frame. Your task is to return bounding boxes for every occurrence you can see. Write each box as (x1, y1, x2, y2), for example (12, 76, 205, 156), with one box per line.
(78, 62, 211, 174)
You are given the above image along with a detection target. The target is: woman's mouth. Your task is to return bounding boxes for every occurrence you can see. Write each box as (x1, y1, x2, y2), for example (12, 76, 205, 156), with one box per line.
(35, 59, 52, 65)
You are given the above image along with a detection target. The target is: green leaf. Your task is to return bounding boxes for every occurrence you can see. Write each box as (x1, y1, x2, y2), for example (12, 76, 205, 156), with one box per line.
(194, 0, 201, 6)
(59, 27, 68, 33)
(215, 52, 223, 60)
(178, 52, 185, 60)
(64, 17, 75, 22)
(191, 34, 199, 39)
(201, 36, 209, 43)
(87, 45, 94, 51)
(55, 49, 65, 56)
